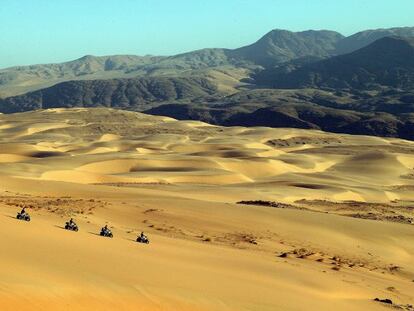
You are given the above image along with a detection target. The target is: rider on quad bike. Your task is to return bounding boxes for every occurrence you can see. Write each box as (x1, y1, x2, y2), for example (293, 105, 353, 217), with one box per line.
(137, 231, 149, 244)
(16, 207, 30, 221)
(100, 225, 113, 238)
(65, 218, 78, 231)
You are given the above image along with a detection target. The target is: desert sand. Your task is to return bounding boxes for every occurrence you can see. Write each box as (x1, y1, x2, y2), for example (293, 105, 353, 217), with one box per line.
(0, 108, 413, 311)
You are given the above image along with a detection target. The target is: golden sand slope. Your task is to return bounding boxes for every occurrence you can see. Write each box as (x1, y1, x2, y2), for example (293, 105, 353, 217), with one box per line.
(0, 108, 413, 311)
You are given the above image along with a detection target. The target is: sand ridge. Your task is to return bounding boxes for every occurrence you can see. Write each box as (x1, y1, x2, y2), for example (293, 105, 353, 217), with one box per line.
(1, 108, 414, 202)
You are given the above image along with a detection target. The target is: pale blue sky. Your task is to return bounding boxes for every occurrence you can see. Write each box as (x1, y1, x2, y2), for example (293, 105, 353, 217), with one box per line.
(0, 0, 413, 68)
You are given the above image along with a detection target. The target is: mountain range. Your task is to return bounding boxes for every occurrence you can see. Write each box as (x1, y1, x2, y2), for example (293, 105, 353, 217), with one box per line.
(3, 27, 411, 97)
(1, 26, 414, 140)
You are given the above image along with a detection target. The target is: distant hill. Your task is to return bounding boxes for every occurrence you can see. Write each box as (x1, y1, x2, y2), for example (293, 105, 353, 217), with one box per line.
(0, 55, 166, 98)
(234, 29, 344, 67)
(0, 76, 218, 113)
(255, 37, 414, 90)
(335, 26, 414, 55)
(167, 29, 344, 69)
(160, 49, 244, 68)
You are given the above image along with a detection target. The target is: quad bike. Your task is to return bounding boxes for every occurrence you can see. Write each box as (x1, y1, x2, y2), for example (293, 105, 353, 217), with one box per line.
(136, 235, 149, 244)
(65, 222, 79, 232)
(100, 228, 113, 238)
(16, 212, 30, 222)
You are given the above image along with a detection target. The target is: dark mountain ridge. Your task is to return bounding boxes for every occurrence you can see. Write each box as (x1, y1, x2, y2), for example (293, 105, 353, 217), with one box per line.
(232, 29, 344, 67)
(0, 76, 218, 113)
(255, 37, 414, 90)
(145, 89, 414, 140)
(335, 26, 414, 55)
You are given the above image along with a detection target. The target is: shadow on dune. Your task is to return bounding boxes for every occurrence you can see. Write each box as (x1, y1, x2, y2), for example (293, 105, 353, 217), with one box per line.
(54, 225, 66, 230)
(4, 214, 17, 219)
(124, 237, 137, 242)
(88, 231, 101, 236)
(29, 151, 65, 158)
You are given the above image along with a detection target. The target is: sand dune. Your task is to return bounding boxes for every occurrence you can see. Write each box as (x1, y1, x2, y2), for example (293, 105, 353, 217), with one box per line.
(0, 108, 414, 310)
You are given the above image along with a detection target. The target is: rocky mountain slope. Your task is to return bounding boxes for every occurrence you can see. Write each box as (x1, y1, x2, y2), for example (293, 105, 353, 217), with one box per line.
(0, 76, 218, 113)
(145, 89, 414, 140)
(255, 37, 414, 90)
(335, 26, 414, 55)
(233, 29, 343, 67)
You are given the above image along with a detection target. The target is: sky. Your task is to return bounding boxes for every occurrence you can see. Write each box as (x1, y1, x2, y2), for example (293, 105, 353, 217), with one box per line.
(0, 0, 413, 68)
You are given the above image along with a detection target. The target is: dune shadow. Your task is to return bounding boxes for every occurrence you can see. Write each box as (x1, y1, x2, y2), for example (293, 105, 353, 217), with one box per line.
(88, 231, 101, 236)
(124, 237, 137, 242)
(29, 151, 65, 158)
(4, 214, 17, 219)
